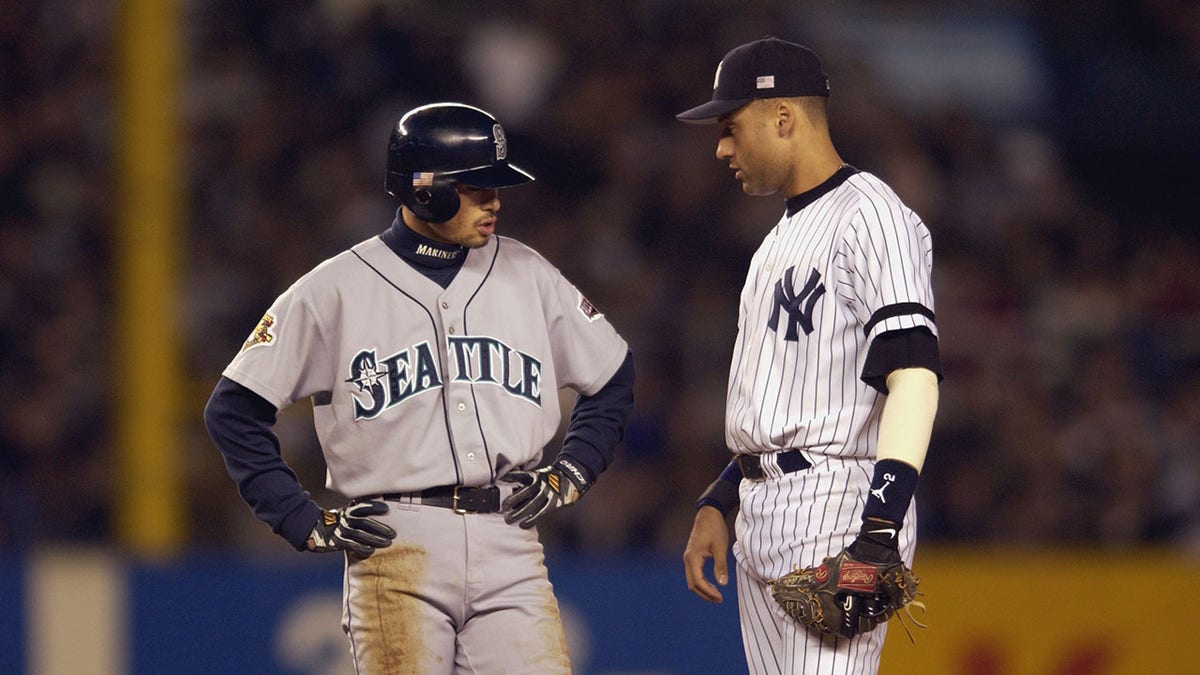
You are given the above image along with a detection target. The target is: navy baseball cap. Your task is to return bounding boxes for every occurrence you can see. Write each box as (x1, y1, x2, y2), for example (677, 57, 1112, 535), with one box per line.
(676, 37, 830, 124)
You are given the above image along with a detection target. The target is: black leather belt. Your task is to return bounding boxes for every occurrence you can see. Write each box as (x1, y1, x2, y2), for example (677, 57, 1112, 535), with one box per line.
(373, 486, 501, 514)
(736, 450, 812, 481)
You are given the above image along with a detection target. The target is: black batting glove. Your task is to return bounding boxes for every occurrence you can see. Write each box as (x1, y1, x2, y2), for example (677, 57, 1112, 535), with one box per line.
(308, 500, 397, 557)
(501, 456, 593, 529)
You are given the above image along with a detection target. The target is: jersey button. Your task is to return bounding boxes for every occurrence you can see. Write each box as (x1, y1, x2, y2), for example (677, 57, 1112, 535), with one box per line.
(441, 301, 449, 309)
(466, 452, 476, 461)
(448, 327, 456, 335)
(456, 402, 466, 412)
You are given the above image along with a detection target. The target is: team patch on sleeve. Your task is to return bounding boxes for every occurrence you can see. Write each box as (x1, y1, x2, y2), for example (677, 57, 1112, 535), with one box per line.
(577, 293, 603, 322)
(240, 312, 276, 352)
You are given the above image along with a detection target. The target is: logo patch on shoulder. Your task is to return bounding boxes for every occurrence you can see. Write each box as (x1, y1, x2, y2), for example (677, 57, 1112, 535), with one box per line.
(241, 313, 276, 352)
(578, 293, 603, 322)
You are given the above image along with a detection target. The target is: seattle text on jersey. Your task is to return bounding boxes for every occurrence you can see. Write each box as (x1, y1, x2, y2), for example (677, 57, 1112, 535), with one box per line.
(346, 335, 543, 419)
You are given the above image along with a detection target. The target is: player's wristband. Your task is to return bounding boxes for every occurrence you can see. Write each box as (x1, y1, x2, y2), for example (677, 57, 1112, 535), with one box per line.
(697, 460, 742, 514)
(861, 458, 919, 526)
(554, 455, 595, 494)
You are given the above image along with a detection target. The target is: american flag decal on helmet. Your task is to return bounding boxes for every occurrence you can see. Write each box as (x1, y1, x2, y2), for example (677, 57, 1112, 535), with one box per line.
(413, 172, 435, 187)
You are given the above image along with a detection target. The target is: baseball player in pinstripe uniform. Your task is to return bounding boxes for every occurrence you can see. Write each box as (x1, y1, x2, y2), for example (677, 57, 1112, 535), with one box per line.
(677, 38, 942, 674)
(204, 102, 634, 674)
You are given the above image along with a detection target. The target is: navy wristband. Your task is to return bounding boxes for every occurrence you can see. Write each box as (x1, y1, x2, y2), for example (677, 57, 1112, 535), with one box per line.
(697, 460, 742, 514)
(861, 458, 919, 526)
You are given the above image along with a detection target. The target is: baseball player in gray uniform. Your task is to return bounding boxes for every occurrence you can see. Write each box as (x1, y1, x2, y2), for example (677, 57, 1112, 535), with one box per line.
(204, 102, 634, 674)
(676, 38, 942, 674)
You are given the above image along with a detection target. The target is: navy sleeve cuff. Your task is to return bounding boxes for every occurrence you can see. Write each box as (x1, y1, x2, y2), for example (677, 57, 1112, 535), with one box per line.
(861, 327, 942, 394)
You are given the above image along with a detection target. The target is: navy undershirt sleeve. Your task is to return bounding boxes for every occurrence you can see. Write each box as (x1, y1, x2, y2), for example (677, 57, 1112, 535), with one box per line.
(203, 376, 322, 550)
(558, 349, 635, 483)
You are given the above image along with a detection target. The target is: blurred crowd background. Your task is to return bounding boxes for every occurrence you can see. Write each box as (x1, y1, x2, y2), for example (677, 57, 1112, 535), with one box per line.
(2, 0, 1198, 558)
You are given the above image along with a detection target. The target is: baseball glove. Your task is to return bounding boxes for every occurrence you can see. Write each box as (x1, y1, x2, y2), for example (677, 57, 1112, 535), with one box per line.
(770, 540, 925, 640)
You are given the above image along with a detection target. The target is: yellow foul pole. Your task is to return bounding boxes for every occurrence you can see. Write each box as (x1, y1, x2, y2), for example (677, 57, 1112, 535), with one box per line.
(114, 0, 185, 556)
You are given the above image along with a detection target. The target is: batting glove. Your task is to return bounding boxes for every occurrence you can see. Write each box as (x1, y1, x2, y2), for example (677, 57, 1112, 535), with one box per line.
(308, 500, 397, 557)
(501, 457, 593, 529)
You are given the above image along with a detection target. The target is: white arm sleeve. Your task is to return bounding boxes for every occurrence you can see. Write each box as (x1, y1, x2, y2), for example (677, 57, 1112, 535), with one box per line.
(876, 367, 939, 472)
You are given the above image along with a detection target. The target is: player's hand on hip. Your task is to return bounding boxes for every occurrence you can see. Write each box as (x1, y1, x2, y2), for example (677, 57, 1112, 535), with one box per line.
(307, 500, 397, 557)
(683, 505, 731, 603)
(500, 456, 592, 529)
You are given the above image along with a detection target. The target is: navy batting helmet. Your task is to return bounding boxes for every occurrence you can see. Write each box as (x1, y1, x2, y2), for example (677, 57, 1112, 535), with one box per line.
(385, 103, 534, 223)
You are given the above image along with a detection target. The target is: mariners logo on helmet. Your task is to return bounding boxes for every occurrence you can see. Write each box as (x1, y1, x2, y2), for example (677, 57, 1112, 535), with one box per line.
(493, 124, 507, 161)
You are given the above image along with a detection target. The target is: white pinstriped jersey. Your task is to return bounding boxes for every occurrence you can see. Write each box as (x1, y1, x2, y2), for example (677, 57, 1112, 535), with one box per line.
(729, 170, 933, 674)
(725, 170, 936, 463)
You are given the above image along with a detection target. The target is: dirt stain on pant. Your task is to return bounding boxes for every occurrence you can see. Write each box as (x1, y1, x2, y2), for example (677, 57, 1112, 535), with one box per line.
(531, 580, 572, 672)
(346, 544, 435, 674)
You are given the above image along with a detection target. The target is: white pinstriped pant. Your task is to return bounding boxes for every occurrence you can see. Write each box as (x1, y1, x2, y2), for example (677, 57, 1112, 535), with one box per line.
(732, 454, 916, 675)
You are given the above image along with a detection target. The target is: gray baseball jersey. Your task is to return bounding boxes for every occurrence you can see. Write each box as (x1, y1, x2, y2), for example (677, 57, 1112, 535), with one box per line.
(730, 169, 934, 674)
(224, 233, 628, 498)
(221, 230, 627, 673)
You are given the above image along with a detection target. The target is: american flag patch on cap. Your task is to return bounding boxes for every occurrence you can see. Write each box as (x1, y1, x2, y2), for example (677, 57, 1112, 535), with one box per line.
(756, 75, 775, 89)
(413, 172, 435, 187)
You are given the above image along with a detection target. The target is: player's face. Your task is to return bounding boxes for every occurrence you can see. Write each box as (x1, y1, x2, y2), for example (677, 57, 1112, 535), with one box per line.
(716, 103, 787, 197)
(424, 184, 501, 249)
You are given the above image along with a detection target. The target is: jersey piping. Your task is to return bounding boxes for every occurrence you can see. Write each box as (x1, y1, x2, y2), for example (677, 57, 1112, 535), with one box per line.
(351, 248, 464, 485)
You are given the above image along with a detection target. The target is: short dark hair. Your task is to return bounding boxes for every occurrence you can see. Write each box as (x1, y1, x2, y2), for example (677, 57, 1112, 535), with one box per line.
(756, 96, 828, 129)
(795, 96, 828, 128)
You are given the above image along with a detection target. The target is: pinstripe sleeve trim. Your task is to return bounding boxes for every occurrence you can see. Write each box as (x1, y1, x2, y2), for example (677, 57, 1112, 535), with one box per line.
(863, 302, 935, 337)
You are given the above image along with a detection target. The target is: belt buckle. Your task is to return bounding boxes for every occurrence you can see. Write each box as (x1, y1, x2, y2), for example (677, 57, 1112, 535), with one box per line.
(738, 454, 765, 481)
(452, 486, 468, 514)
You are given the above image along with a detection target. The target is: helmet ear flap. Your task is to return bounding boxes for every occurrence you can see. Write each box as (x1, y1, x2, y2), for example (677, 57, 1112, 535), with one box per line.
(398, 177, 460, 223)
